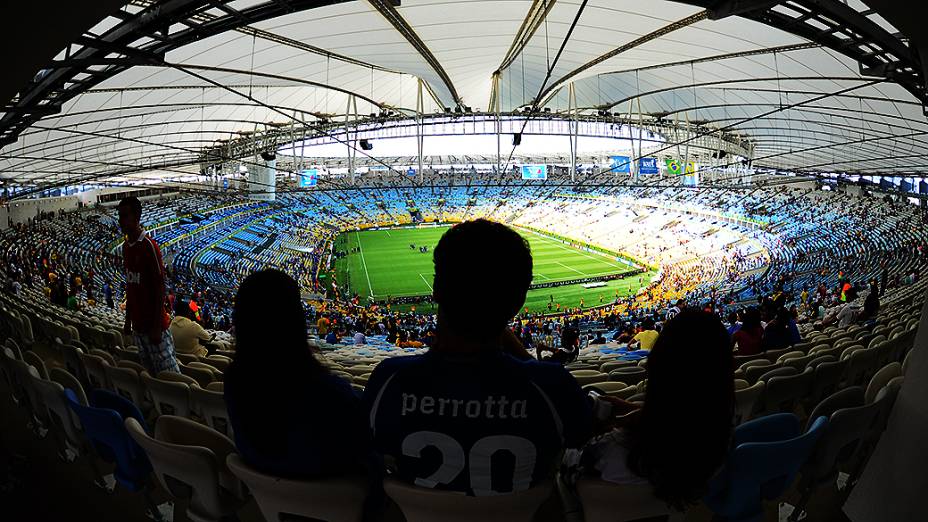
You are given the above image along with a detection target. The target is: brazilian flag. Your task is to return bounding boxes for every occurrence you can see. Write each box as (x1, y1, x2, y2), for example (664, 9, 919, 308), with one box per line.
(665, 158, 683, 175)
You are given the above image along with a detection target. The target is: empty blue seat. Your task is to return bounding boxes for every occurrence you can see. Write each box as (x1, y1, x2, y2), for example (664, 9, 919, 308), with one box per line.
(65, 388, 151, 492)
(704, 413, 828, 522)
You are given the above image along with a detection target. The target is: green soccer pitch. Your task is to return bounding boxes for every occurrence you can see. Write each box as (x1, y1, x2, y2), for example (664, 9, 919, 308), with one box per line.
(332, 225, 656, 313)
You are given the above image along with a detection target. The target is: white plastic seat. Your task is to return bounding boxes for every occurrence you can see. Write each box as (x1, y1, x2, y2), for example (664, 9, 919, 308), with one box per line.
(582, 381, 628, 397)
(190, 386, 232, 437)
(128, 416, 245, 522)
(227, 453, 369, 522)
(384, 476, 553, 522)
(104, 365, 147, 407)
(79, 352, 111, 389)
(734, 381, 765, 425)
(23, 351, 48, 379)
(571, 371, 609, 387)
(864, 363, 902, 404)
(143, 373, 193, 418)
(575, 477, 684, 522)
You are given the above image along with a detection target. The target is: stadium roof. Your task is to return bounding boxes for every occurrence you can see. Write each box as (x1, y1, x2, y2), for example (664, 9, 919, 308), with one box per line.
(2, 0, 928, 187)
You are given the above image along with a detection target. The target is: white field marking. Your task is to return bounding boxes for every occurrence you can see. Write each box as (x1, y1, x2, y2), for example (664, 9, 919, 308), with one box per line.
(556, 261, 589, 277)
(533, 273, 550, 281)
(419, 273, 434, 292)
(356, 231, 374, 297)
(524, 228, 629, 272)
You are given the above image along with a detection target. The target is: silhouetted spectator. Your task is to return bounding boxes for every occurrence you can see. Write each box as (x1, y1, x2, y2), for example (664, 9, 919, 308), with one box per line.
(584, 310, 734, 511)
(225, 269, 371, 478)
(363, 219, 593, 495)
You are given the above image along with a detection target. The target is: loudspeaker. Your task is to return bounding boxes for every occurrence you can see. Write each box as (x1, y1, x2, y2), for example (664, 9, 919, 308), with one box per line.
(359, 139, 373, 151)
(512, 133, 522, 146)
(260, 151, 276, 161)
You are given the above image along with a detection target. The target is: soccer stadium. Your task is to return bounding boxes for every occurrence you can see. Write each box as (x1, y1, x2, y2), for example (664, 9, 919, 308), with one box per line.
(0, 1, 926, 521)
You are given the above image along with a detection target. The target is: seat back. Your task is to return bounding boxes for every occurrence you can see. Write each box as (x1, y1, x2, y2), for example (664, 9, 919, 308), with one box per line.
(142, 373, 192, 418)
(203, 355, 231, 373)
(50, 368, 88, 406)
(59, 344, 88, 386)
(845, 348, 880, 387)
(735, 354, 770, 372)
(80, 353, 110, 389)
(757, 366, 798, 383)
(780, 354, 814, 371)
(575, 478, 683, 522)
(180, 364, 215, 388)
(10, 356, 42, 414)
(227, 453, 368, 522)
(582, 381, 628, 397)
(807, 359, 849, 407)
(383, 476, 553, 522)
(599, 360, 637, 373)
(870, 340, 895, 368)
(806, 387, 865, 431)
(117, 360, 148, 375)
(745, 363, 779, 384)
(90, 349, 117, 366)
(30, 374, 84, 447)
(762, 369, 814, 416)
(127, 416, 242, 521)
(705, 415, 828, 521)
(864, 363, 902, 404)
(776, 351, 805, 363)
(64, 388, 151, 491)
(157, 370, 199, 386)
(734, 381, 765, 425)
(608, 367, 647, 386)
(571, 370, 609, 386)
(23, 351, 48, 379)
(0, 347, 19, 402)
(175, 352, 199, 365)
(803, 400, 883, 487)
(104, 365, 147, 407)
(804, 355, 836, 371)
(763, 348, 793, 363)
(190, 386, 232, 437)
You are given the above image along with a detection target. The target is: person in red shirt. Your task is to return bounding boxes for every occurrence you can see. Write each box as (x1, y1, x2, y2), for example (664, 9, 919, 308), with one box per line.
(119, 197, 179, 375)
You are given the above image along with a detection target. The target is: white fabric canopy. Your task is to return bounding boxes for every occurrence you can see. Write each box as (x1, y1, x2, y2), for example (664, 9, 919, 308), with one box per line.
(1, 0, 925, 184)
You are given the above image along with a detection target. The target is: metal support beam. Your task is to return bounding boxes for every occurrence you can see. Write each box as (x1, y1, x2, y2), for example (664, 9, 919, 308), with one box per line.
(568, 82, 578, 183)
(366, 0, 462, 108)
(537, 10, 710, 106)
(496, 0, 558, 73)
(0, 0, 356, 147)
(675, 0, 928, 111)
(345, 95, 358, 184)
(416, 79, 424, 185)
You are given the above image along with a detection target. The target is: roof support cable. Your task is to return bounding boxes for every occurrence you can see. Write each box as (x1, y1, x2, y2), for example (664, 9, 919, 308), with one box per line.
(501, 0, 590, 178)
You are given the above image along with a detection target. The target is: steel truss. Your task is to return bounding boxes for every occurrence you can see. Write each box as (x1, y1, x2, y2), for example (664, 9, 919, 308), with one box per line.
(676, 0, 928, 112)
(0, 0, 354, 148)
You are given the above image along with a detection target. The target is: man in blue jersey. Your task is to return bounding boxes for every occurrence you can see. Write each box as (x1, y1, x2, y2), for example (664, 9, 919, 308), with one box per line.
(364, 219, 593, 496)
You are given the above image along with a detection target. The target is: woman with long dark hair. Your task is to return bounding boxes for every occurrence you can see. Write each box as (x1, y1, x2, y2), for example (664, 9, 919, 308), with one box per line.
(224, 269, 370, 478)
(586, 310, 734, 511)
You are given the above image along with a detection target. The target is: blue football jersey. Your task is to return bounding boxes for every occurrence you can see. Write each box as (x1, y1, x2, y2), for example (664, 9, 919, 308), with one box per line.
(363, 351, 592, 495)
